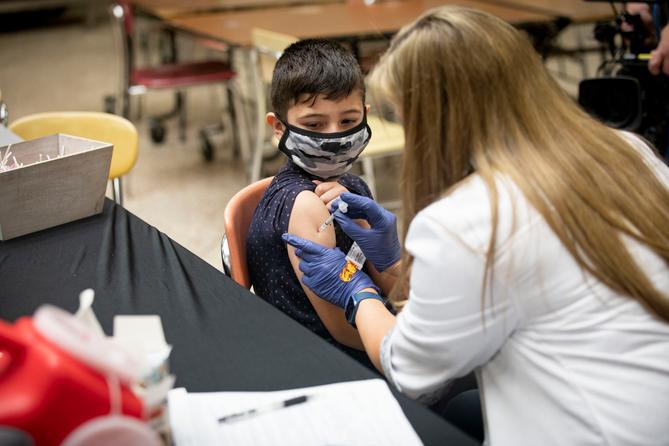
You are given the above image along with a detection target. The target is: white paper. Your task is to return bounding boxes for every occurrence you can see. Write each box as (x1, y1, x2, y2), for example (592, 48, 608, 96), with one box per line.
(114, 315, 175, 419)
(114, 315, 168, 352)
(168, 379, 422, 446)
(114, 315, 172, 361)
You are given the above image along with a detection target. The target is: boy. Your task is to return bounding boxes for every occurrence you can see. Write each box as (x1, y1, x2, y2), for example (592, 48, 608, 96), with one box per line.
(247, 39, 386, 367)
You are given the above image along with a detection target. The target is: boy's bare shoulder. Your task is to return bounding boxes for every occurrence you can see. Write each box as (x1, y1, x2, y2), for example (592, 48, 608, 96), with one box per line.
(287, 190, 336, 249)
(291, 190, 331, 224)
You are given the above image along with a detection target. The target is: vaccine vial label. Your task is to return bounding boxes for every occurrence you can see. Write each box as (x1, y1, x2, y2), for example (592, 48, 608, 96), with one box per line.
(345, 242, 366, 270)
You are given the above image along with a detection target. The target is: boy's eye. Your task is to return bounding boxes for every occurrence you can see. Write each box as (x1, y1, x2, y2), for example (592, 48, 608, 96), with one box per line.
(304, 122, 323, 129)
(341, 119, 357, 126)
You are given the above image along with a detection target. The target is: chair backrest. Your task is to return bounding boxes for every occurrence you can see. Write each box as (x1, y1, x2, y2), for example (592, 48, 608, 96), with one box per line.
(223, 177, 274, 288)
(9, 111, 139, 179)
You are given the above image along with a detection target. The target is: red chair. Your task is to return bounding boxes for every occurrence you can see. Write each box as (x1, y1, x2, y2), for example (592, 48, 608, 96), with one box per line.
(110, 2, 237, 159)
(221, 177, 273, 289)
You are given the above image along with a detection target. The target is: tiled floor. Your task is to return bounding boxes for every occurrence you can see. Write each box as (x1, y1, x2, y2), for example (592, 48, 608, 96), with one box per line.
(0, 16, 600, 271)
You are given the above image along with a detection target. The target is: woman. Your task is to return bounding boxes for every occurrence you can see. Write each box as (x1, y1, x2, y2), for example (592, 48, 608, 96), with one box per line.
(283, 6, 669, 445)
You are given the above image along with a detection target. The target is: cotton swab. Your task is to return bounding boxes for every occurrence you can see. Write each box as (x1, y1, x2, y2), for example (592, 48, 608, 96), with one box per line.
(0, 144, 12, 169)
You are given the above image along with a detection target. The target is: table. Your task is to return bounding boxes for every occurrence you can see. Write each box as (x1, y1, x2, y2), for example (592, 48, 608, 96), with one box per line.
(167, 0, 554, 47)
(477, 0, 615, 23)
(134, 0, 343, 19)
(0, 200, 477, 445)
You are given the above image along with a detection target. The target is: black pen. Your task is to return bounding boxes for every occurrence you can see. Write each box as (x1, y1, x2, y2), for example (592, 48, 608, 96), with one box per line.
(218, 395, 313, 423)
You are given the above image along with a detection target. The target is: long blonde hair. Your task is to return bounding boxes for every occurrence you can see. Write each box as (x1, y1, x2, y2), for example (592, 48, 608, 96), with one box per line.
(369, 6, 669, 319)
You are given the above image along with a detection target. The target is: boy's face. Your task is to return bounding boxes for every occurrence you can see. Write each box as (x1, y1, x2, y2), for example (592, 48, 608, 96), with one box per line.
(267, 91, 370, 138)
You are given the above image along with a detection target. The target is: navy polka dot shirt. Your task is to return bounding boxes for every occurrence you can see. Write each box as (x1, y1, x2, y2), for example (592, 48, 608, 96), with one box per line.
(247, 161, 374, 368)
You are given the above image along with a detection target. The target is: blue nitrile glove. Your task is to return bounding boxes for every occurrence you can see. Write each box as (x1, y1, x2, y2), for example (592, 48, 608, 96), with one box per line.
(282, 234, 378, 309)
(330, 192, 401, 272)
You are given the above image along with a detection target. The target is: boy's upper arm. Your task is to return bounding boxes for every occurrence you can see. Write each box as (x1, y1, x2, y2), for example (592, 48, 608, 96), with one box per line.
(286, 190, 364, 349)
(289, 190, 335, 250)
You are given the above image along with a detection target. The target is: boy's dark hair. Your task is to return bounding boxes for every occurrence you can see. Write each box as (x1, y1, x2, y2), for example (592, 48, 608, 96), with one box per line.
(271, 39, 366, 119)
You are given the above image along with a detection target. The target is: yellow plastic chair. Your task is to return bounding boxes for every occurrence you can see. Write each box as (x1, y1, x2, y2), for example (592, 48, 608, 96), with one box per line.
(250, 29, 404, 203)
(9, 111, 139, 205)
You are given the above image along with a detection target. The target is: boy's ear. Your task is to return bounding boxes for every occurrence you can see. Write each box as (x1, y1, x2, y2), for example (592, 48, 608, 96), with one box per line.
(266, 113, 286, 140)
(365, 104, 371, 114)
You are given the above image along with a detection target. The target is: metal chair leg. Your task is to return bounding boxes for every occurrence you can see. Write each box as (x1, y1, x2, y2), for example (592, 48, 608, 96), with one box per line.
(250, 48, 267, 183)
(135, 95, 143, 121)
(122, 91, 131, 120)
(229, 49, 253, 167)
(250, 127, 265, 183)
(221, 234, 232, 277)
(231, 81, 252, 164)
(177, 91, 187, 141)
(222, 84, 240, 157)
(216, 83, 236, 152)
(112, 177, 123, 206)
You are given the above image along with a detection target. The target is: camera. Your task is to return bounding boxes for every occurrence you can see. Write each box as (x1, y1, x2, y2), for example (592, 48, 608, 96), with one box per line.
(578, 1, 668, 157)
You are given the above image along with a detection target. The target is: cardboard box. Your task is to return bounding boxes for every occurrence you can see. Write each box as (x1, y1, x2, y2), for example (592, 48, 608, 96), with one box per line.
(0, 133, 112, 241)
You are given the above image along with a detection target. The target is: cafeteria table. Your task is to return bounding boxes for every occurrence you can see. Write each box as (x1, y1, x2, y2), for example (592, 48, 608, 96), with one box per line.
(133, 0, 343, 20)
(165, 0, 554, 47)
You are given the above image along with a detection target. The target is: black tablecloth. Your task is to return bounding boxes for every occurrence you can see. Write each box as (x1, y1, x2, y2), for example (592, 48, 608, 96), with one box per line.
(0, 200, 476, 445)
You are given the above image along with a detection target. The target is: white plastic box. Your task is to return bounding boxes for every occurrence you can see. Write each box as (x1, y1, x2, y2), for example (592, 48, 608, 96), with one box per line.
(0, 133, 112, 241)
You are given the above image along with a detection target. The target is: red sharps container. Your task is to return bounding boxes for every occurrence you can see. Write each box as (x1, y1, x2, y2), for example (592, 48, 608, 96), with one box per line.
(0, 305, 160, 446)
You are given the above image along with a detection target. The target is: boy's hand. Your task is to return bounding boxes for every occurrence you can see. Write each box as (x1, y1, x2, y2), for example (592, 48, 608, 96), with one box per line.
(313, 180, 349, 209)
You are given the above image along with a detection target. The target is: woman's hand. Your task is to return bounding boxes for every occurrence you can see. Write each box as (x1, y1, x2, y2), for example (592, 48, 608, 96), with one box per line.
(313, 181, 349, 209)
(330, 193, 401, 272)
(282, 233, 378, 308)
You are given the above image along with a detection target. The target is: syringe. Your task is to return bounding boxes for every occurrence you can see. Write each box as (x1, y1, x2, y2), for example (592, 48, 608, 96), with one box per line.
(318, 200, 348, 232)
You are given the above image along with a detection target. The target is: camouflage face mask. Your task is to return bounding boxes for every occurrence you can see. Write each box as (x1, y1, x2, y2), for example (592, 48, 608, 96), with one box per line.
(277, 115, 372, 180)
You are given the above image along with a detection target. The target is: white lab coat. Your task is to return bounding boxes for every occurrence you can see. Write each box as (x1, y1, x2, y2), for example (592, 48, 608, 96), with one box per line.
(381, 134, 669, 445)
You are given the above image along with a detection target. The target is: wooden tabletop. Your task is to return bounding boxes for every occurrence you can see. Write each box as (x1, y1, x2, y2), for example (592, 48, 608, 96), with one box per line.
(168, 0, 554, 47)
(133, 0, 343, 19)
(476, 0, 615, 23)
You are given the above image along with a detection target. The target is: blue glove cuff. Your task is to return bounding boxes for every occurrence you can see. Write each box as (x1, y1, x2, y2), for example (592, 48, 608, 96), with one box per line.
(380, 250, 401, 272)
